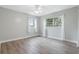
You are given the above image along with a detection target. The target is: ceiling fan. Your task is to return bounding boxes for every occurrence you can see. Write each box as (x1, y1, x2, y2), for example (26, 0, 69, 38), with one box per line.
(33, 5, 42, 14)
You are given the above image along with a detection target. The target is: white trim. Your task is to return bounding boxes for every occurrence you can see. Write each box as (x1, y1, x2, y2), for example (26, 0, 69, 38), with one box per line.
(76, 42, 79, 47)
(0, 37, 27, 44)
(0, 35, 40, 44)
(48, 36, 77, 44)
(64, 39, 78, 47)
(47, 36, 64, 40)
(64, 39, 78, 44)
(42, 36, 78, 47)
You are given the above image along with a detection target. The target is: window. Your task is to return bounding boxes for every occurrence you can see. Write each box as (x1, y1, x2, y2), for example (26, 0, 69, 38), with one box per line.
(46, 17, 62, 27)
(28, 16, 37, 34)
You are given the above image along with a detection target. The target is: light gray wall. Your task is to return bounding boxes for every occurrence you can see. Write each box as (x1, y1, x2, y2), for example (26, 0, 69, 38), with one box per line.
(40, 7, 78, 42)
(0, 6, 78, 44)
(77, 7, 79, 46)
(64, 7, 78, 42)
(0, 7, 40, 42)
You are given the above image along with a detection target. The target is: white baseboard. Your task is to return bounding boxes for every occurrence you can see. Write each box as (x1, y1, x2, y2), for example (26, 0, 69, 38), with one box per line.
(46, 36, 64, 41)
(64, 39, 78, 44)
(47, 36, 77, 44)
(64, 39, 78, 47)
(0, 35, 40, 44)
(76, 43, 79, 47)
(42, 36, 78, 47)
(0, 35, 78, 47)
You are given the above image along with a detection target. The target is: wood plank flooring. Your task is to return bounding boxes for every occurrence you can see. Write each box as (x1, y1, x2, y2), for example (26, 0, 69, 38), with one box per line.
(0, 44, 1, 54)
(1, 37, 79, 54)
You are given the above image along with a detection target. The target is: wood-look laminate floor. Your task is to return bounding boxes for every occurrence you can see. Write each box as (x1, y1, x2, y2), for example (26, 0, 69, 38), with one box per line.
(0, 44, 1, 54)
(1, 37, 79, 54)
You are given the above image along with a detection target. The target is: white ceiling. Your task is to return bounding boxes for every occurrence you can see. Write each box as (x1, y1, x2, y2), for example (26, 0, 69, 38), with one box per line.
(0, 5, 77, 16)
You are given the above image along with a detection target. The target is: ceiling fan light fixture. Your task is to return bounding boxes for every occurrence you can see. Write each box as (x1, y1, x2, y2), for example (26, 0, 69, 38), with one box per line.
(34, 10, 42, 14)
(33, 5, 42, 14)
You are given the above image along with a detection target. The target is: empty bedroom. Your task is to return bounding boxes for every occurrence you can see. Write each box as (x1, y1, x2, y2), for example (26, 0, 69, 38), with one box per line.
(0, 5, 79, 54)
